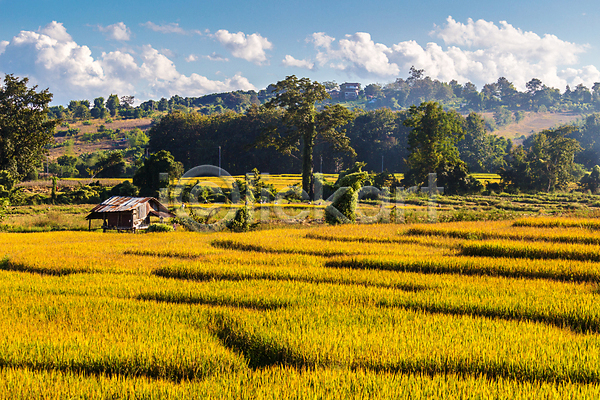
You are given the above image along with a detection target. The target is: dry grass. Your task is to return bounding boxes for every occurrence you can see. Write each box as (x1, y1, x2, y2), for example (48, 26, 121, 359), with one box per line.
(478, 111, 583, 141)
(50, 117, 153, 159)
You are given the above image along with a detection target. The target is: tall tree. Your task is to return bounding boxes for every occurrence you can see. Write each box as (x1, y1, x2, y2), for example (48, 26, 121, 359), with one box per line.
(106, 94, 120, 117)
(502, 126, 581, 191)
(259, 76, 355, 199)
(0, 74, 59, 179)
(402, 101, 465, 186)
(459, 112, 510, 173)
(133, 150, 183, 197)
(528, 126, 582, 191)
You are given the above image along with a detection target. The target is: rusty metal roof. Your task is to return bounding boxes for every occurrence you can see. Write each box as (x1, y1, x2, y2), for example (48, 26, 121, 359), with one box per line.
(88, 196, 156, 213)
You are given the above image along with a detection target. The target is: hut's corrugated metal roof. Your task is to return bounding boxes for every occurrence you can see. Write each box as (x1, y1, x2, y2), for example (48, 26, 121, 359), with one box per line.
(88, 196, 155, 213)
(86, 196, 175, 221)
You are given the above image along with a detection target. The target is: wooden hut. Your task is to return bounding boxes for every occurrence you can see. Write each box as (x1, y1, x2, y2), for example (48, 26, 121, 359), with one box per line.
(86, 196, 175, 232)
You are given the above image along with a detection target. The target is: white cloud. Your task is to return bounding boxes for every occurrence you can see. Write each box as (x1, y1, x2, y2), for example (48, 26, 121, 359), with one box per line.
(141, 21, 201, 36)
(186, 54, 198, 62)
(213, 29, 272, 65)
(338, 32, 399, 76)
(100, 50, 139, 83)
(39, 21, 72, 42)
(98, 22, 131, 41)
(205, 52, 229, 62)
(282, 55, 314, 70)
(311, 32, 335, 49)
(310, 32, 399, 76)
(0, 22, 256, 103)
(139, 45, 182, 82)
(309, 17, 598, 91)
(0, 21, 118, 100)
(147, 72, 255, 98)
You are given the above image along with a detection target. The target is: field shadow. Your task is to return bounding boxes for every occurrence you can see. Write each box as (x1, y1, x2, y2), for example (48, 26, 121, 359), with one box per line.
(208, 311, 600, 385)
(378, 300, 599, 334)
(210, 239, 347, 257)
(137, 292, 292, 311)
(151, 267, 430, 293)
(325, 258, 600, 283)
(124, 249, 207, 259)
(0, 256, 90, 276)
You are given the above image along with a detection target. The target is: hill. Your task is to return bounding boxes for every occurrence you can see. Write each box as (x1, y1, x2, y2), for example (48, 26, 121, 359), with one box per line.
(49, 118, 153, 160)
(482, 111, 583, 142)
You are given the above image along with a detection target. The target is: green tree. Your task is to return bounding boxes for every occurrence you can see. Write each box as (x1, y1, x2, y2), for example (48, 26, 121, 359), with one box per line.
(580, 165, 600, 193)
(502, 126, 581, 191)
(0, 169, 18, 199)
(528, 126, 582, 191)
(91, 97, 109, 119)
(259, 76, 355, 199)
(459, 113, 486, 171)
(106, 94, 120, 117)
(68, 100, 91, 120)
(0, 74, 59, 179)
(364, 83, 383, 98)
(133, 150, 183, 197)
(402, 101, 465, 186)
(493, 106, 513, 127)
(126, 128, 149, 148)
(56, 154, 78, 177)
(95, 151, 126, 178)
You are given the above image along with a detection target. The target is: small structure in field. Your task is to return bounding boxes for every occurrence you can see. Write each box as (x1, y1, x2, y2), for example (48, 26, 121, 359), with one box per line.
(86, 196, 175, 232)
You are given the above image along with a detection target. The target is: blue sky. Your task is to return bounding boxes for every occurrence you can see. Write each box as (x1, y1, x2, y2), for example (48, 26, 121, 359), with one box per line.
(1, 0, 600, 105)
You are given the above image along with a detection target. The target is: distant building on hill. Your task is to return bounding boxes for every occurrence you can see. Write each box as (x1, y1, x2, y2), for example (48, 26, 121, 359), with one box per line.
(340, 83, 361, 100)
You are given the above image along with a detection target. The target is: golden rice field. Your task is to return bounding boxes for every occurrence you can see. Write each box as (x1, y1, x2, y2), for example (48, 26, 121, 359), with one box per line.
(2, 217, 600, 398)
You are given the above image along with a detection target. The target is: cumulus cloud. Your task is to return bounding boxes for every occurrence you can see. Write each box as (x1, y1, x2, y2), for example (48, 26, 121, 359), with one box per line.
(98, 22, 131, 41)
(213, 30, 272, 64)
(140, 45, 180, 81)
(137, 45, 255, 98)
(0, 22, 256, 103)
(310, 32, 399, 76)
(146, 72, 255, 98)
(186, 54, 198, 62)
(282, 55, 314, 70)
(309, 17, 600, 91)
(141, 21, 201, 35)
(0, 21, 126, 100)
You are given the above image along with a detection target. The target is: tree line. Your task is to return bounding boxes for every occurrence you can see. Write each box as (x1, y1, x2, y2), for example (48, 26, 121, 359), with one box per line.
(46, 66, 600, 126)
(2, 73, 600, 215)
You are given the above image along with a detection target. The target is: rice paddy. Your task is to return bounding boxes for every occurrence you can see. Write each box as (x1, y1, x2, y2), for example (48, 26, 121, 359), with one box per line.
(1, 217, 600, 397)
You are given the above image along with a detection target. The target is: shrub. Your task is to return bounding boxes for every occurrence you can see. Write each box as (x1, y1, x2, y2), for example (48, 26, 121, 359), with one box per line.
(226, 206, 256, 232)
(325, 171, 368, 225)
(147, 223, 174, 233)
(325, 187, 357, 224)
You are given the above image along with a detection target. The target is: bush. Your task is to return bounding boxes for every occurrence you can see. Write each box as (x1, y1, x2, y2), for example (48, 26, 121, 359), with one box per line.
(109, 181, 139, 197)
(325, 170, 368, 225)
(147, 223, 174, 232)
(226, 206, 257, 232)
